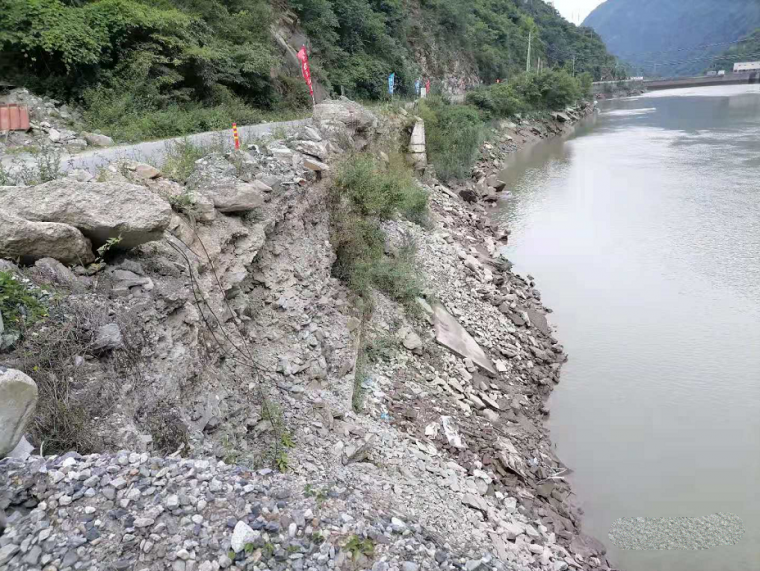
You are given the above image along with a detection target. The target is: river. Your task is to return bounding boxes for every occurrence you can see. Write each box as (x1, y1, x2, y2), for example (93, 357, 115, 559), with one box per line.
(497, 85, 760, 571)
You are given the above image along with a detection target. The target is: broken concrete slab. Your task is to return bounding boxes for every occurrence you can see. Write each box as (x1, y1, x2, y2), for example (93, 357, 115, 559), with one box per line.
(433, 303, 496, 376)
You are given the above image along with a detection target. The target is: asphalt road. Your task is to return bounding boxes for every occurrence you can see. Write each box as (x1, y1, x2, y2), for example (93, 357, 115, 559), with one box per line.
(63, 118, 312, 174)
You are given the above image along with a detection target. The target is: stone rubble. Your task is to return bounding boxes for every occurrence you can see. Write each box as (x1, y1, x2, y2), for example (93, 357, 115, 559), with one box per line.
(0, 98, 614, 571)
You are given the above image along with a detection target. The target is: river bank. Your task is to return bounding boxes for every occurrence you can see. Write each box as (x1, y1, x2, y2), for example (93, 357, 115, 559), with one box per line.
(0, 98, 611, 571)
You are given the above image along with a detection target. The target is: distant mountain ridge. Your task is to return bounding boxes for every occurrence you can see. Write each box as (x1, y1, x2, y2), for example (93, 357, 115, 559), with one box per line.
(583, 0, 760, 76)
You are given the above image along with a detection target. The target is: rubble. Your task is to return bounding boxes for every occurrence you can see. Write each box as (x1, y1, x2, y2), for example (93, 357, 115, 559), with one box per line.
(0, 98, 611, 571)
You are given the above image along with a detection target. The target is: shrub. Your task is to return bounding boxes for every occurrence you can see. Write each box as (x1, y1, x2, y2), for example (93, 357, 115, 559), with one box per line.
(162, 139, 208, 182)
(0, 271, 48, 334)
(419, 98, 485, 182)
(329, 154, 426, 310)
(333, 154, 428, 222)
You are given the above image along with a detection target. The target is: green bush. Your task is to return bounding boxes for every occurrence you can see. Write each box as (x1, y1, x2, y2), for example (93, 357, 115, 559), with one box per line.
(329, 154, 426, 309)
(419, 98, 485, 182)
(0, 271, 47, 334)
(333, 154, 427, 221)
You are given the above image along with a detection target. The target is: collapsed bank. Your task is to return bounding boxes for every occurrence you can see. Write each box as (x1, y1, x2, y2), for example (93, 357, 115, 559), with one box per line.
(0, 98, 611, 571)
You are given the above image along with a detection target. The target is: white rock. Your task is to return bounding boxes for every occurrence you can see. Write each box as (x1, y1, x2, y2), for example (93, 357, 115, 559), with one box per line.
(0, 368, 38, 458)
(230, 521, 257, 553)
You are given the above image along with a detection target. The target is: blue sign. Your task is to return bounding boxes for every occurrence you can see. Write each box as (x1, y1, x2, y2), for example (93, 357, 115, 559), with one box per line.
(388, 73, 395, 95)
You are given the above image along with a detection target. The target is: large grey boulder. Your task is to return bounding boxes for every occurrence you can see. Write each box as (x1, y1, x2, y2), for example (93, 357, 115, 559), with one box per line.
(201, 182, 267, 213)
(0, 210, 95, 265)
(0, 180, 172, 249)
(0, 367, 38, 458)
(81, 132, 115, 147)
(314, 98, 378, 150)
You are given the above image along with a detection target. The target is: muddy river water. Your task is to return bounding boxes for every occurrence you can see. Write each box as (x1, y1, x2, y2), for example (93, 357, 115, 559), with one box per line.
(497, 85, 760, 571)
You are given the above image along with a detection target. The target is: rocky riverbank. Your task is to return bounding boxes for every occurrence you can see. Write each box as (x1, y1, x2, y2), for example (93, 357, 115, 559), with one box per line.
(0, 98, 612, 571)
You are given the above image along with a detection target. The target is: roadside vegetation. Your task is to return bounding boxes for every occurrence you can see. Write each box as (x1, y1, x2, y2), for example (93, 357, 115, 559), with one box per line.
(420, 69, 592, 182)
(0, 0, 617, 143)
(329, 153, 427, 313)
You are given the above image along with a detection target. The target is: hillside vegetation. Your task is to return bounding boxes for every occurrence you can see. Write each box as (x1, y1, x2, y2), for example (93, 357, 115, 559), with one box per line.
(0, 0, 616, 142)
(584, 0, 760, 77)
(710, 28, 760, 72)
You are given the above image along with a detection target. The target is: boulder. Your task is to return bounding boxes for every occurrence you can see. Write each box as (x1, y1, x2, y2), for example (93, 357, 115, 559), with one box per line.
(527, 308, 551, 337)
(82, 132, 115, 147)
(459, 188, 479, 204)
(303, 158, 329, 173)
(0, 367, 38, 458)
(92, 323, 124, 353)
(300, 126, 323, 142)
(296, 140, 328, 161)
(124, 161, 161, 181)
(0, 210, 95, 265)
(34, 257, 78, 285)
(200, 182, 266, 213)
(433, 303, 496, 376)
(0, 180, 172, 249)
(186, 154, 237, 188)
(314, 98, 378, 149)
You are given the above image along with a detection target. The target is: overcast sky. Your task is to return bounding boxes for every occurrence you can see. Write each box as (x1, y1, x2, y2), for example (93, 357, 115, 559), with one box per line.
(549, 0, 606, 25)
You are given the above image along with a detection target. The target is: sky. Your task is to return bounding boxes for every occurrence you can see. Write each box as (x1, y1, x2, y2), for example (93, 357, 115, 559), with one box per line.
(548, 0, 607, 25)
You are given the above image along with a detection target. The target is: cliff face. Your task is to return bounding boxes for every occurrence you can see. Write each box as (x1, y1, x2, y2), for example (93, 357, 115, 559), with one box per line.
(584, 0, 760, 76)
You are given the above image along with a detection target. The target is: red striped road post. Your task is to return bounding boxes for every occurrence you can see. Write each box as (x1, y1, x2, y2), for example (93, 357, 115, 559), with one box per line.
(232, 123, 240, 150)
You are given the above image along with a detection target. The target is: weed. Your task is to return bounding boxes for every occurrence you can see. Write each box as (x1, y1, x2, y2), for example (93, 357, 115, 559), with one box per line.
(35, 145, 63, 183)
(96, 235, 123, 261)
(329, 155, 426, 316)
(304, 483, 329, 504)
(352, 354, 369, 413)
(0, 163, 11, 185)
(262, 543, 275, 560)
(0, 271, 48, 333)
(144, 404, 189, 456)
(418, 97, 486, 182)
(4, 145, 40, 156)
(271, 125, 288, 140)
(162, 139, 207, 182)
(15, 299, 111, 454)
(333, 154, 425, 221)
(364, 333, 397, 363)
(168, 192, 201, 217)
(344, 535, 375, 559)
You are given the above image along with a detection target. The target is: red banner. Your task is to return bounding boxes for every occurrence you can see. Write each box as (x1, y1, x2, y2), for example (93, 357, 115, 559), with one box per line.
(297, 46, 315, 102)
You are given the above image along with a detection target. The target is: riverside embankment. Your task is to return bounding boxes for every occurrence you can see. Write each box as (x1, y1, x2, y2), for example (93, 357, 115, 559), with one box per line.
(0, 97, 612, 571)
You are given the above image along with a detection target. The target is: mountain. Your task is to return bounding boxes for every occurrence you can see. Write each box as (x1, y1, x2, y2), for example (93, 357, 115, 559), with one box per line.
(710, 28, 760, 71)
(583, 0, 760, 76)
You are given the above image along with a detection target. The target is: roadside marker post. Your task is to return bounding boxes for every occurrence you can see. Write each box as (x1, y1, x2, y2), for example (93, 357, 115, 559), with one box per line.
(232, 123, 240, 150)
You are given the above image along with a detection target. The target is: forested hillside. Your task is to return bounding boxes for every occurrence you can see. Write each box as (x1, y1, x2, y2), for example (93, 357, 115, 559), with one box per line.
(710, 28, 760, 72)
(584, 0, 760, 77)
(0, 0, 618, 141)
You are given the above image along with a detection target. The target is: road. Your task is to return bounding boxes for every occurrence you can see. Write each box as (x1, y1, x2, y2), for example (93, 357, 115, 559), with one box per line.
(1, 117, 312, 176)
(68, 118, 312, 173)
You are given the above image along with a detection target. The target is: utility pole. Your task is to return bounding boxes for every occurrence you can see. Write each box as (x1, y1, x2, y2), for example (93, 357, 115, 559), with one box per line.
(526, 31, 532, 73)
